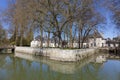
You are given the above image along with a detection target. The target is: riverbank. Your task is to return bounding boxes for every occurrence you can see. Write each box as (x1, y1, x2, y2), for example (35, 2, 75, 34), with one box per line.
(15, 47, 99, 62)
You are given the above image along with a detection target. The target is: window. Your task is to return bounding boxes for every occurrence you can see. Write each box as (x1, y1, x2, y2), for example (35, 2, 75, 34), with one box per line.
(94, 42, 96, 47)
(94, 38, 96, 41)
(102, 43, 104, 47)
(91, 43, 93, 47)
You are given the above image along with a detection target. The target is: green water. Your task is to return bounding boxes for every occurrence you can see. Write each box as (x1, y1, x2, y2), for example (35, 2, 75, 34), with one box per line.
(0, 54, 120, 80)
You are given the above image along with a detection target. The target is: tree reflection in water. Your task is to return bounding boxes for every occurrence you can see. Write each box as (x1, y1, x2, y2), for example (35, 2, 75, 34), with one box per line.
(0, 53, 120, 80)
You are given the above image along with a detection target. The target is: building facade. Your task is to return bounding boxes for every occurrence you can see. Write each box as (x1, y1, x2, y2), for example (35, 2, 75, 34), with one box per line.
(30, 32, 107, 48)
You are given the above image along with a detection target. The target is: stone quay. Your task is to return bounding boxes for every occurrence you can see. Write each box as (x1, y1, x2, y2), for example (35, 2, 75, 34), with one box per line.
(15, 47, 98, 62)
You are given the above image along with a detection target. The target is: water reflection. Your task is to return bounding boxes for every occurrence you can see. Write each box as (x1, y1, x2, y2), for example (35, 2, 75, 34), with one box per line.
(0, 53, 120, 80)
(15, 52, 98, 74)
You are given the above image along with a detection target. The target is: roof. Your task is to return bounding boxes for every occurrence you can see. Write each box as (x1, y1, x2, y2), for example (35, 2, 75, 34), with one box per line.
(106, 40, 119, 44)
(35, 35, 59, 43)
(113, 36, 120, 41)
(89, 31, 103, 39)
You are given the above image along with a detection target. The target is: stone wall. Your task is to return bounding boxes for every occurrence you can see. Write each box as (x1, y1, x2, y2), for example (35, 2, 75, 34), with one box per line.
(15, 47, 97, 62)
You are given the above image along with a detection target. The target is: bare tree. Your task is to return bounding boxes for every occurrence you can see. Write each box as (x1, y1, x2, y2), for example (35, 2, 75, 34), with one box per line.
(0, 23, 8, 46)
(2, 0, 105, 48)
(105, 0, 120, 30)
(73, 0, 105, 48)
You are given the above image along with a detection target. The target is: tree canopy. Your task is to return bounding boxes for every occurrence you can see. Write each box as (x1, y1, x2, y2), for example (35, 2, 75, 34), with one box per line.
(3, 0, 120, 48)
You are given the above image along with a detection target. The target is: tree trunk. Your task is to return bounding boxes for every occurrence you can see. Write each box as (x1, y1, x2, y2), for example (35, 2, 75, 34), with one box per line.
(78, 30, 81, 49)
(55, 37, 56, 47)
(20, 25, 23, 46)
(25, 27, 33, 46)
(58, 31, 62, 47)
(67, 32, 69, 47)
(81, 42, 84, 48)
(15, 26, 18, 46)
(64, 32, 65, 41)
(70, 25, 73, 48)
(72, 40, 74, 48)
(47, 32, 50, 47)
(20, 33, 23, 46)
(40, 26, 43, 48)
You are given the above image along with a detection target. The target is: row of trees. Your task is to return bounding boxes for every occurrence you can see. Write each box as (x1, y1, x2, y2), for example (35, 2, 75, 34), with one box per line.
(1, 0, 119, 48)
(3, 0, 104, 48)
(0, 24, 8, 46)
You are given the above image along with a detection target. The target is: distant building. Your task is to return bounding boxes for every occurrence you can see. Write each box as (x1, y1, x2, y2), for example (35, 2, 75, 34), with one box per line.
(30, 40, 41, 47)
(30, 35, 59, 48)
(88, 31, 106, 48)
(30, 31, 108, 48)
(106, 36, 120, 47)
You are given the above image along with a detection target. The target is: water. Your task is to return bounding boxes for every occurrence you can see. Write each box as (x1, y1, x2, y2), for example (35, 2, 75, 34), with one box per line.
(0, 53, 120, 80)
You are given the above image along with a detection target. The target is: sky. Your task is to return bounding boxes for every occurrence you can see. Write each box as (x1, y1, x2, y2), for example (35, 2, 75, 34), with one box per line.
(0, 0, 118, 39)
(0, 0, 8, 29)
(0, 0, 7, 9)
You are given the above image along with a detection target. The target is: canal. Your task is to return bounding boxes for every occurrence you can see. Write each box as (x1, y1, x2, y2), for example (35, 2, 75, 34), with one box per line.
(0, 53, 120, 80)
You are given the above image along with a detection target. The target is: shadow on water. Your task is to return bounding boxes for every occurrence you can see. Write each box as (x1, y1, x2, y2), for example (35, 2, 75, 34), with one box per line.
(0, 49, 14, 54)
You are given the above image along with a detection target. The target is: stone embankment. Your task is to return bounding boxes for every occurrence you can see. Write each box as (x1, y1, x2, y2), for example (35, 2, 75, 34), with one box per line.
(15, 47, 98, 62)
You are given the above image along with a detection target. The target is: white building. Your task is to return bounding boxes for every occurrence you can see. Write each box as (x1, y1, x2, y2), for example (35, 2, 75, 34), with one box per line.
(88, 38, 106, 48)
(31, 31, 107, 48)
(106, 41, 119, 47)
(88, 32, 106, 48)
(30, 40, 41, 47)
